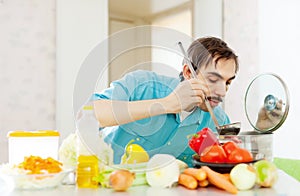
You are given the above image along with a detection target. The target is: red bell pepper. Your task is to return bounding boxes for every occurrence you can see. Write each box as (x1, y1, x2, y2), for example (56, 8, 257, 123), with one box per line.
(188, 127, 219, 155)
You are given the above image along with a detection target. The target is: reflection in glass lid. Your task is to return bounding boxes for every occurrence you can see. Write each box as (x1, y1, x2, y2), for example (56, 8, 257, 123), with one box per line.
(244, 73, 290, 133)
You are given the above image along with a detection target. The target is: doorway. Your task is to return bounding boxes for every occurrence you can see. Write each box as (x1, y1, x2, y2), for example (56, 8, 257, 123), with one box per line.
(108, 0, 192, 83)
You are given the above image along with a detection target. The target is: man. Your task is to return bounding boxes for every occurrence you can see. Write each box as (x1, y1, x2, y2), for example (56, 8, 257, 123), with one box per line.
(92, 37, 238, 166)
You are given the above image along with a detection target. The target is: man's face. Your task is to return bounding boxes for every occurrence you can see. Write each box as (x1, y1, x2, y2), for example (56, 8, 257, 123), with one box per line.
(197, 58, 236, 111)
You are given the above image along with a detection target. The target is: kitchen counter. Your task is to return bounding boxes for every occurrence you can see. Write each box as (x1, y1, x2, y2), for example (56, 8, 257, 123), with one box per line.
(3, 169, 300, 196)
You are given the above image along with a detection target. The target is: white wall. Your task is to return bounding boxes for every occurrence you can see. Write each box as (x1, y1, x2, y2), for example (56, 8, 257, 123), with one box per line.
(0, 0, 108, 163)
(56, 0, 108, 140)
(0, 1, 56, 163)
(258, 0, 300, 159)
(223, 0, 300, 159)
(108, 17, 151, 82)
(109, 20, 136, 82)
(223, 0, 259, 131)
(151, 7, 192, 77)
(193, 0, 223, 38)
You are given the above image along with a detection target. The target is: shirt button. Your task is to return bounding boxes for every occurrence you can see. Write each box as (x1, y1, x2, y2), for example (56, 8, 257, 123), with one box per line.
(183, 156, 187, 160)
(136, 137, 140, 141)
(167, 141, 171, 145)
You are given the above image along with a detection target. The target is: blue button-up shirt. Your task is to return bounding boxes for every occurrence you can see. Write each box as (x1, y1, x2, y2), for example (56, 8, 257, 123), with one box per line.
(92, 70, 230, 166)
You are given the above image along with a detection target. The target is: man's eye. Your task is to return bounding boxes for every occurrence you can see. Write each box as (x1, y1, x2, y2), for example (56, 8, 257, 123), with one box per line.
(208, 78, 218, 83)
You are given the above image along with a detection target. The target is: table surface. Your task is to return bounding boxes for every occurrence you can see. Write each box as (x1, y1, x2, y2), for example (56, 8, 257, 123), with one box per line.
(1, 169, 299, 196)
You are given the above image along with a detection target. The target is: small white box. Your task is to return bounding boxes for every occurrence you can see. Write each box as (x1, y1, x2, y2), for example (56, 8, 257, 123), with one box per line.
(7, 130, 60, 165)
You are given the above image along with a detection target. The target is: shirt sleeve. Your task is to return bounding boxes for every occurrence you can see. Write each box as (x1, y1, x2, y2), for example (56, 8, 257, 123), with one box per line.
(91, 70, 178, 102)
(91, 70, 142, 101)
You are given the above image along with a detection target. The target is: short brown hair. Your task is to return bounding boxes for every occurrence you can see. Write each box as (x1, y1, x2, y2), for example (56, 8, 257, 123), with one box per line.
(179, 37, 239, 81)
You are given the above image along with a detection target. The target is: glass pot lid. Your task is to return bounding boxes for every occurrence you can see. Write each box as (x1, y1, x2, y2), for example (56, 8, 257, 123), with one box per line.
(244, 73, 290, 133)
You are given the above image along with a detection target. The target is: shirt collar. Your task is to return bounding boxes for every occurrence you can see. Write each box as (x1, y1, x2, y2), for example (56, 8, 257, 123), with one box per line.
(176, 108, 203, 126)
(179, 108, 196, 122)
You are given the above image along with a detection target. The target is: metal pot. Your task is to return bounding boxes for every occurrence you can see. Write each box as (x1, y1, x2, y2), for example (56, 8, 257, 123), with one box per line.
(241, 73, 290, 160)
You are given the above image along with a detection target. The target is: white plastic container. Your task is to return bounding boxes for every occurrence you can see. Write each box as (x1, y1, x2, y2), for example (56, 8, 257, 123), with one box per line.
(7, 130, 60, 165)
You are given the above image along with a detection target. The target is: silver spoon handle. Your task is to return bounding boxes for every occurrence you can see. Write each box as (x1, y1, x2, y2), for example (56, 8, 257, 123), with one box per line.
(178, 42, 198, 78)
(204, 98, 220, 129)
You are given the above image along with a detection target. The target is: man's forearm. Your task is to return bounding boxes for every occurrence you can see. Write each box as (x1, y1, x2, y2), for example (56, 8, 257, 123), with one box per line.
(94, 98, 176, 127)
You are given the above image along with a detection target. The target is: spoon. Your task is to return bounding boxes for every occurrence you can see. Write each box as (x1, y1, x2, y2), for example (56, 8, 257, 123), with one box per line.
(178, 42, 240, 135)
(217, 122, 241, 135)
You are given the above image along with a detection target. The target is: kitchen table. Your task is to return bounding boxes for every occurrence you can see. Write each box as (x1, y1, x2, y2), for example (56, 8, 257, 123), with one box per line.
(2, 169, 299, 196)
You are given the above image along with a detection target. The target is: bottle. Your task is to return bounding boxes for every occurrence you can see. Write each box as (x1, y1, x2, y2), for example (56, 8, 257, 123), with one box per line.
(76, 105, 99, 188)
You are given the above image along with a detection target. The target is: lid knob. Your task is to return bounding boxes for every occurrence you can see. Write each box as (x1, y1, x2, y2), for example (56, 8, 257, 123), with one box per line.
(264, 94, 277, 111)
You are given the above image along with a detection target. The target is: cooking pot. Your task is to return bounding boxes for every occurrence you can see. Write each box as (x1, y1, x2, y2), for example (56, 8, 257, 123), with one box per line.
(241, 73, 289, 160)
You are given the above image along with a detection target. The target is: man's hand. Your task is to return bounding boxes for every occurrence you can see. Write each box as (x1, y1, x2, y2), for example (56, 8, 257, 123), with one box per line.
(166, 79, 209, 113)
(256, 100, 284, 131)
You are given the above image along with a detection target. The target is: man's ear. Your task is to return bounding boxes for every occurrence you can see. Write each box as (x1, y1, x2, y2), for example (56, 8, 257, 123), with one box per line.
(182, 64, 193, 80)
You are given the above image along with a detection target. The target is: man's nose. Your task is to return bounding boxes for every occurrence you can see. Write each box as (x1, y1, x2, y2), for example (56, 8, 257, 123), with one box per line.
(215, 83, 227, 97)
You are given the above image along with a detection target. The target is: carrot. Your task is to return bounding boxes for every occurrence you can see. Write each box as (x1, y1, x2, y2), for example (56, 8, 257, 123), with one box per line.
(183, 168, 207, 181)
(222, 173, 231, 181)
(178, 173, 198, 189)
(18, 155, 62, 174)
(198, 179, 209, 187)
(201, 166, 238, 194)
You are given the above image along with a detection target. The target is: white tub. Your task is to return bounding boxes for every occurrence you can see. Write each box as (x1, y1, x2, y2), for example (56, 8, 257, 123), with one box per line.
(7, 130, 60, 165)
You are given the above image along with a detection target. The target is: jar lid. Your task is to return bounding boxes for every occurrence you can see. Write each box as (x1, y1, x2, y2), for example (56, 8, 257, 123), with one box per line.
(244, 73, 290, 133)
(8, 130, 60, 137)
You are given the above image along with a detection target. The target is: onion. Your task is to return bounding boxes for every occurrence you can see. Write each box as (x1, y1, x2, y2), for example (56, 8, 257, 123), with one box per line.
(109, 169, 135, 191)
(230, 163, 256, 190)
(146, 154, 180, 188)
(254, 160, 278, 187)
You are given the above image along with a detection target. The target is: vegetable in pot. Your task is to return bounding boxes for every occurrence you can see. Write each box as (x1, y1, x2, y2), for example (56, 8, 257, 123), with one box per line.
(222, 141, 239, 156)
(188, 127, 219, 155)
(227, 148, 253, 163)
(200, 144, 227, 163)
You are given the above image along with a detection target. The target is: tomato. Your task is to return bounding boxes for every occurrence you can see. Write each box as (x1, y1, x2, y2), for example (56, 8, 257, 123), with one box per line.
(227, 148, 253, 163)
(200, 144, 227, 163)
(188, 127, 219, 155)
(222, 141, 239, 156)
